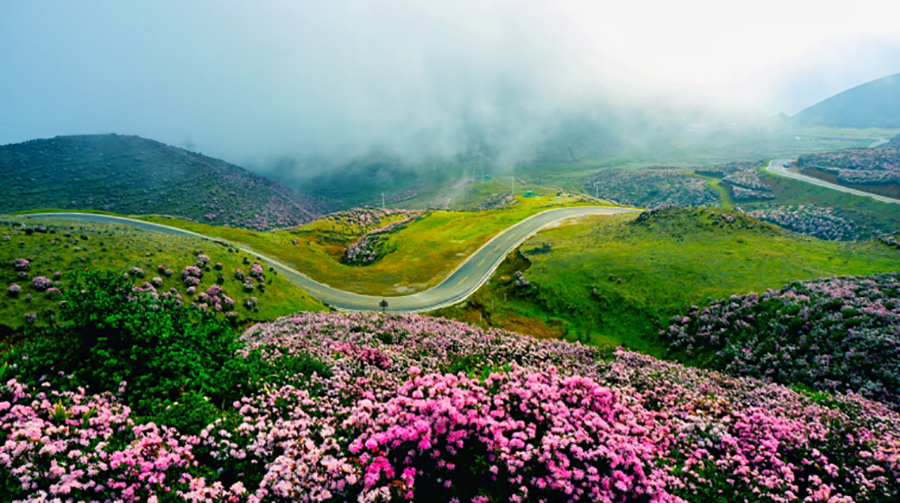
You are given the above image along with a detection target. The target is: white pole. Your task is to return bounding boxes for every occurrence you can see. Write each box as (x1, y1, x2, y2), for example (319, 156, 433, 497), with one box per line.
(382, 192, 385, 211)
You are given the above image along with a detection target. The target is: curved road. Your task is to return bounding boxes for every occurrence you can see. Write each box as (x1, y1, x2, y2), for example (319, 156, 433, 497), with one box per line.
(765, 159, 900, 205)
(24, 207, 641, 312)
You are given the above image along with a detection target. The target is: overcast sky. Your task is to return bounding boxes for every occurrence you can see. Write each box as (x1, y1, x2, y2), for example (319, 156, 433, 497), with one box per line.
(2, 0, 899, 164)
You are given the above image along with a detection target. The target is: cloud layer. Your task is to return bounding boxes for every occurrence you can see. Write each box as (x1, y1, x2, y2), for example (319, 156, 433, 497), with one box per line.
(1, 1, 898, 166)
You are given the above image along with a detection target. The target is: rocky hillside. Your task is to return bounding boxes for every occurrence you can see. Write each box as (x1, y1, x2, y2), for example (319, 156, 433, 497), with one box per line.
(0, 134, 335, 229)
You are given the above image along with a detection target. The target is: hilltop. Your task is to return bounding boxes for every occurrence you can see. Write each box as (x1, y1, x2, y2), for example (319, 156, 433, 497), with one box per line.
(0, 134, 334, 229)
(793, 72, 900, 127)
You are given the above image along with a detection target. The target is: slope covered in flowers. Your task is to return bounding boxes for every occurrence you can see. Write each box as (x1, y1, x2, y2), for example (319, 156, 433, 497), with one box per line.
(665, 273, 900, 410)
(3, 309, 900, 502)
(585, 167, 720, 208)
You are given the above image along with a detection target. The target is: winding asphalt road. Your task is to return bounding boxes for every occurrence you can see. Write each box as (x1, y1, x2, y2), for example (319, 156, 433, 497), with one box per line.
(764, 159, 900, 205)
(24, 207, 641, 312)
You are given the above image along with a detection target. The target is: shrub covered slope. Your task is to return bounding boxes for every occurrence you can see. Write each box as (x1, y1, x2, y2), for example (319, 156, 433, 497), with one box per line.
(2, 292, 899, 502)
(0, 134, 334, 229)
(0, 216, 325, 335)
(665, 273, 900, 410)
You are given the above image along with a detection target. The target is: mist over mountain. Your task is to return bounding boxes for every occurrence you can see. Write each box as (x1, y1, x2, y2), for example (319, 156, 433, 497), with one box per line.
(3, 1, 899, 181)
(792, 73, 900, 128)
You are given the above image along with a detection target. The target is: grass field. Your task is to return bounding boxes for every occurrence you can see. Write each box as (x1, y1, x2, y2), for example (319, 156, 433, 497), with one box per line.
(132, 192, 607, 295)
(436, 207, 900, 357)
(0, 216, 326, 337)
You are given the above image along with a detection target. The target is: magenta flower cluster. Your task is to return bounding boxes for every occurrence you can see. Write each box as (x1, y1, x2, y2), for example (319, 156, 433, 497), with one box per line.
(13, 258, 30, 272)
(3, 312, 900, 502)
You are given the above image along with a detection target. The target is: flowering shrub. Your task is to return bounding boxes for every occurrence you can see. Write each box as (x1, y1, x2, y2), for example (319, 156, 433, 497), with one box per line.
(730, 184, 775, 201)
(0, 382, 198, 502)
(798, 147, 900, 185)
(665, 273, 900, 410)
(744, 204, 866, 240)
(12, 258, 29, 271)
(7, 283, 20, 297)
(249, 262, 265, 281)
(3, 286, 900, 502)
(343, 216, 420, 266)
(31, 275, 52, 291)
(181, 265, 203, 287)
(323, 208, 425, 235)
(151, 276, 164, 288)
(586, 167, 720, 208)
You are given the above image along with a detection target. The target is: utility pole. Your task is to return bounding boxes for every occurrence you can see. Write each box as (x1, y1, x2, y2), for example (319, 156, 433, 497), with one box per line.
(511, 176, 515, 197)
(381, 192, 386, 211)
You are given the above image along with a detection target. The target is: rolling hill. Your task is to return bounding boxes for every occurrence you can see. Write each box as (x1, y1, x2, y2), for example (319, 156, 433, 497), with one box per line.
(793, 72, 900, 127)
(0, 134, 335, 229)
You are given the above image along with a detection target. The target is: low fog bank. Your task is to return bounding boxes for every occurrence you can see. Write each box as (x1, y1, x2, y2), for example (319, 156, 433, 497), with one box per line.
(2, 1, 898, 188)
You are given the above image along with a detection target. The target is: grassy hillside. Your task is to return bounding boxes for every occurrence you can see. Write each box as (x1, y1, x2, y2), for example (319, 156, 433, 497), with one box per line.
(0, 134, 334, 229)
(793, 72, 900, 128)
(138, 192, 605, 295)
(437, 207, 900, 356)
(0, 216, 326, 337)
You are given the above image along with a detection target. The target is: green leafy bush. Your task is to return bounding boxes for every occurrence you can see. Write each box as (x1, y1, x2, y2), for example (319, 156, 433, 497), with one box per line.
(3, 271, 329, 433)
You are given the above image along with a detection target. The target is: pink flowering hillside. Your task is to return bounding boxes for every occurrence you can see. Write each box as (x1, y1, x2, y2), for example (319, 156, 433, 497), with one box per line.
(666, 273, 900, 410)
(797, 147, 900, 187)
(3, 311, 900, 502)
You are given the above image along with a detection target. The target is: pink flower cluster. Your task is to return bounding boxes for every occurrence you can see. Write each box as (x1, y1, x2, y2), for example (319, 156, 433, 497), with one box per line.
(0, 380, 197, 502)
(31, 275, 52, 291)
(181, 265, 203, 287)
(665, 273, 900, 409)
(3, 312, 900, 502)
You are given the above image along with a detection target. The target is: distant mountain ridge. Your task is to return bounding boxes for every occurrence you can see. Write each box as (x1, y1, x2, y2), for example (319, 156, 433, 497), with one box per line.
(793, 72, 900, 128)
(0, 134, 335, 229)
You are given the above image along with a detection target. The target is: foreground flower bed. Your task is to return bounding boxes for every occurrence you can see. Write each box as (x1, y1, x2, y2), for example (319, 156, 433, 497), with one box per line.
(665, 273, 900, 410)
(3, 312, 900, 502)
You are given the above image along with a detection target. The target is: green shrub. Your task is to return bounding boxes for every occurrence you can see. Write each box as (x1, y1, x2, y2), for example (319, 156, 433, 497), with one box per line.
(4, 271, 330, 434)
